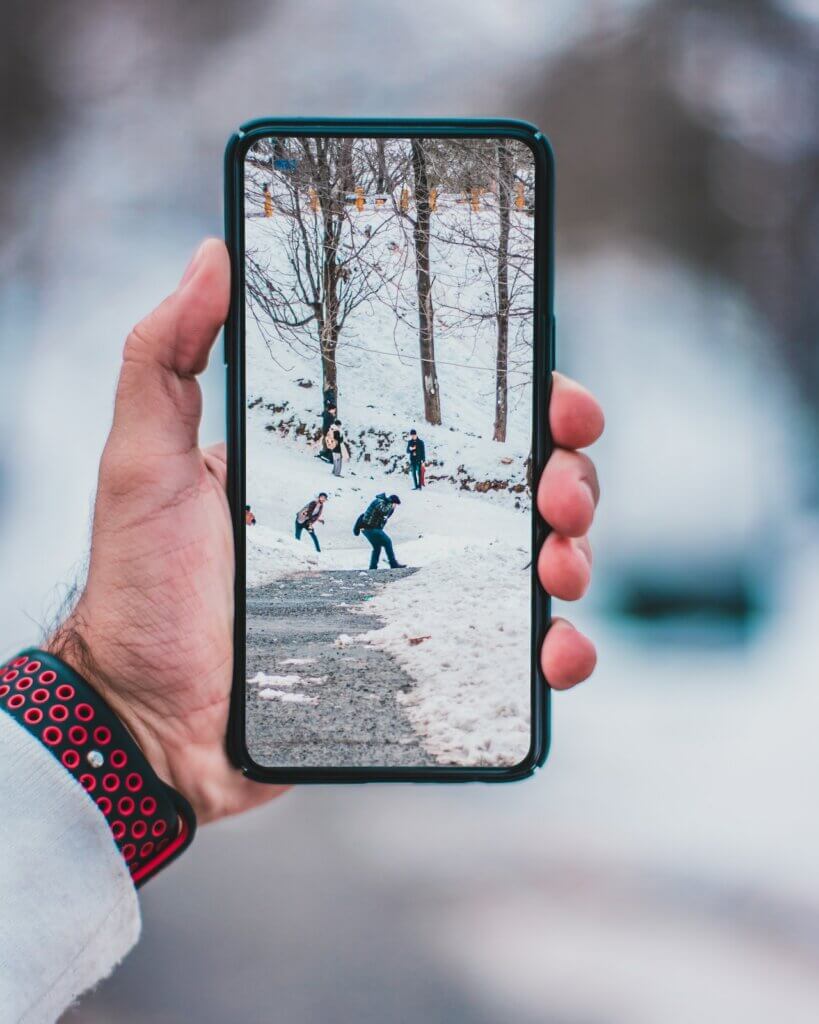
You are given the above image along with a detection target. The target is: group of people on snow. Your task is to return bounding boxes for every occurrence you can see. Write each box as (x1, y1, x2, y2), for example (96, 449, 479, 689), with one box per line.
(293, 490, 405, 569)
(317, 392, 427, 489)
(253, 389, 427, 570)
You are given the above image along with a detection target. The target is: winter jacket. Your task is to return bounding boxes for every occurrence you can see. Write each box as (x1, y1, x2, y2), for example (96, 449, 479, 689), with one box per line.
(296, 500, 323, 526)
(361, 493, 395, 531)
(406, 437, 426, 463)
(326, 427, 350, 458)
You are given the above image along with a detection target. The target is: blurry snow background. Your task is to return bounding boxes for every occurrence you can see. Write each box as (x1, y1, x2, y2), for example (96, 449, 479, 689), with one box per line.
(1, 0, 818, 1020)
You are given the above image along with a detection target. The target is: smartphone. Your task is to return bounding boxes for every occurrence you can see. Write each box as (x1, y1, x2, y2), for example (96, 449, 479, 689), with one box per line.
(224, 118, 554, 782)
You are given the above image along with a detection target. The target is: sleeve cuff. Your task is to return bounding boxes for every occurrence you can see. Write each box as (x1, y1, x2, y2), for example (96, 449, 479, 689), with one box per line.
(0, 708, 140, 1022)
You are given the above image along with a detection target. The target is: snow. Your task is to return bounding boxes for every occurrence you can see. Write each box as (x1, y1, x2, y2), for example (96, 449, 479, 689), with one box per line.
(259, 689, 319, 705)
(250, 672, 300, 687)
(363, 541, 532, 766)
(244, 188, 536, 765)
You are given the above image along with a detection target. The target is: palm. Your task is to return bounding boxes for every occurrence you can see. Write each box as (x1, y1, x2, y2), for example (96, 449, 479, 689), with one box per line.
(54, 243, 285, 822)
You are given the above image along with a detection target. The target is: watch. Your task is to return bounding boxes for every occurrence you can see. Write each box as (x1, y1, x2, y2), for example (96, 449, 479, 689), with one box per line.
(0, 648, 196, 886)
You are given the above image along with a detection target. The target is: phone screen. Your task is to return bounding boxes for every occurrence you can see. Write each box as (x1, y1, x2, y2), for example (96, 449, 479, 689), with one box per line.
(241, 132, 538, 771)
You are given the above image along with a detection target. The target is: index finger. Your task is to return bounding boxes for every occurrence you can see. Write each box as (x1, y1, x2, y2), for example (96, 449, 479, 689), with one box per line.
(549, 372, 604, 450)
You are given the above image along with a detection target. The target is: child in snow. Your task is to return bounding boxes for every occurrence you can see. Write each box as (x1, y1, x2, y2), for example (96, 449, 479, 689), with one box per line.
(356, 493, 406, 569)
(245, 504, 257, 526)
(295, 492, 328, 552)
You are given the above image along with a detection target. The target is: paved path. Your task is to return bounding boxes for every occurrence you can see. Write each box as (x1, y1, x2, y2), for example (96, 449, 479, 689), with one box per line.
(246, 568, 435, 767)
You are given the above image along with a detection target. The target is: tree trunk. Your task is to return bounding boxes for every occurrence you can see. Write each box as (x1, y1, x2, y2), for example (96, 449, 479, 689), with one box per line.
(376, 138, 387, 193)
(493, 141, 512, 442)
(411, 140, 442, 426)
(320, 205, 341, 401)
(320, 325, 338, 397)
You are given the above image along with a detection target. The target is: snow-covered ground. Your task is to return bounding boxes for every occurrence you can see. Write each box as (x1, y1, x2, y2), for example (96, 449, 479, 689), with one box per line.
(245, 194, 536, 766)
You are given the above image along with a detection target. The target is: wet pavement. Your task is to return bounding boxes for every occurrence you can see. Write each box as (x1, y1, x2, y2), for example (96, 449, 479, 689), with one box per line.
(246, 568, 435, 768)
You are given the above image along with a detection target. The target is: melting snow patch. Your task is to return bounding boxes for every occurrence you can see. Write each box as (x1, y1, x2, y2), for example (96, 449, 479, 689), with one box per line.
(259, 688, 319, 705)
(250, 672, 300, 687)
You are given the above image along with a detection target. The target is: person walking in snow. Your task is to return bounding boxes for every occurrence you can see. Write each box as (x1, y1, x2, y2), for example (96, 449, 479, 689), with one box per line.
(406, 429, 426, 489)
(355, 493, 406, 569)
(326, 419, 350, 477)
(295, 492, 328, 552)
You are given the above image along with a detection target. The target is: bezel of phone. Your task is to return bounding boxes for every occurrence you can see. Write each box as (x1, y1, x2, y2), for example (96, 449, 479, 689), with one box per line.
(224, 117, 555, 784)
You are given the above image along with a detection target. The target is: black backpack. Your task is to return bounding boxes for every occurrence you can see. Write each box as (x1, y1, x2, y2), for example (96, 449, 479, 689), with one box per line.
(353, 513, 365, 536)
(360, 496, 384, 530)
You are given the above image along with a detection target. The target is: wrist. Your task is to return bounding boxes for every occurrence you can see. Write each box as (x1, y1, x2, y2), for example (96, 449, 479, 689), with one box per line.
(45, 609, 224, 824)
(46, 614, 162, 768)
(0, 646, 195, 885)
(46, 612, 190, 814)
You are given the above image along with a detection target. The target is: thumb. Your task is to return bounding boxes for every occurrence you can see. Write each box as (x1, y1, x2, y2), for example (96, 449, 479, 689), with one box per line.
(110, 238, 230, 455)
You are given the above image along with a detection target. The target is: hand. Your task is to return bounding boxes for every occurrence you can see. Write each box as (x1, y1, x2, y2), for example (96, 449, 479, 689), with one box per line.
(49, 240, 286, 824)
(48, 239, 602, 825)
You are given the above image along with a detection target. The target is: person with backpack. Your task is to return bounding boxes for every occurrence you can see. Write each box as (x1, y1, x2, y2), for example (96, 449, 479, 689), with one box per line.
(295, 492, 328, 552)
(354, 493, 406, 569)
(406, 428, 427, 489)
(325, 419, 350, 477)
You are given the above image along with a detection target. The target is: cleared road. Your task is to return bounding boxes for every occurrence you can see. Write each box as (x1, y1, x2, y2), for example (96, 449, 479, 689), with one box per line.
(246, 567, 435, 767)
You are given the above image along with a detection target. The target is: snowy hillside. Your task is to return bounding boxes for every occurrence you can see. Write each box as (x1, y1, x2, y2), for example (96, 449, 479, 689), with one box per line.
(244, 193, 536, 767)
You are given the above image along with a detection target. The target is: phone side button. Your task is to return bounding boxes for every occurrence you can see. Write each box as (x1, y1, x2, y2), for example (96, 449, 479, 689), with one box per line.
(550, 315, 556, 368)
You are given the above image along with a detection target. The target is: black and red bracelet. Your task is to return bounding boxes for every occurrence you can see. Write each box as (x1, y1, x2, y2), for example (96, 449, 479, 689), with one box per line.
(0, 648, 195, 887)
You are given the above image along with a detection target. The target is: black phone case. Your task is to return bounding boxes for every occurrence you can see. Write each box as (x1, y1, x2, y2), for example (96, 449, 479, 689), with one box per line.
(224, 117, 555, 783)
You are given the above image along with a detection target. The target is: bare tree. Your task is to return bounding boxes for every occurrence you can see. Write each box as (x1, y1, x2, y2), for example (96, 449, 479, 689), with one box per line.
(245, 137, 395, 404)
(428, 139, 535, 438)
(376, 138, 388, 193)
(493, 140, 512, 442)
(410, 139, 442, 426)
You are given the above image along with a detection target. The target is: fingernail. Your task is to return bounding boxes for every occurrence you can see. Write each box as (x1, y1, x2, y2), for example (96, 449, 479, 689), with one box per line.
(581, 476, 598, 508)
(179, 240, 208, 287)
(574, 536, 593, 567)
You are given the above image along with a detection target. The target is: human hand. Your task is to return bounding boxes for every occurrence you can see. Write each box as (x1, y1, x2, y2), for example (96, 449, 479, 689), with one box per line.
(48, 239, 602, 825)
(49, 239, 286, 824)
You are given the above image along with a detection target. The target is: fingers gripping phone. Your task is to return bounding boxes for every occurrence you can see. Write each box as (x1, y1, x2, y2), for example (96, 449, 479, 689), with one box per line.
(224, 119, 554, 782)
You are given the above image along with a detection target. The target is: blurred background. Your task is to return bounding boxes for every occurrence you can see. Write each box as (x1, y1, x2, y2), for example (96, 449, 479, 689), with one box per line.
(2, 0, 818, 1019)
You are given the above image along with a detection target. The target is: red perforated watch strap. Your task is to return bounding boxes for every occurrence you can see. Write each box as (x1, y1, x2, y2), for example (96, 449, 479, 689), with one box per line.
(0, 649, 196, 886)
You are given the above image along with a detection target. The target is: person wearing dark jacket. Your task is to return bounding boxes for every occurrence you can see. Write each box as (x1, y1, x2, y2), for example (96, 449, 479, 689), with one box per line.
(295, 492, 328, 552)
(359, 493, 406, 569)
(321, 404, 337, 436)
(406, 429, 426, 489)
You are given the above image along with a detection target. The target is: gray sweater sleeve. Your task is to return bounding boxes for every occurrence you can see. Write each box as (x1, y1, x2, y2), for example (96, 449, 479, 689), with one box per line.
(0, 710, 140, 1023)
